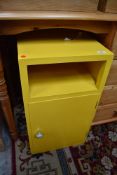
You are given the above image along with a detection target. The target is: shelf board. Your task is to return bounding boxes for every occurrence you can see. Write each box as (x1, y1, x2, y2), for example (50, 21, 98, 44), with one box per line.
(0, 11, 117, 21)
(28, 64, 97, 98)
(18, 39, 112, 60)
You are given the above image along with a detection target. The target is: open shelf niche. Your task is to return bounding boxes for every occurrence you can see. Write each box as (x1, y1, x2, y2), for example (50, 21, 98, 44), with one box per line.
(28, 61, 105, 98)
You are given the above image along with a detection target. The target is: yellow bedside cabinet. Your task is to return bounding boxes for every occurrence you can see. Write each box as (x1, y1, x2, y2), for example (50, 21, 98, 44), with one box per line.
(17, 37, 113, 154)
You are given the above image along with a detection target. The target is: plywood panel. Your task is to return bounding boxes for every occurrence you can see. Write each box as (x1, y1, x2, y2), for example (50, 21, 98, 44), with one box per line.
(100, 85, 117, 105)
(106, 0, 117, 13)
(112, 31, 117, 57)
(94, 103, 117, 122)
(0, 0, 99, 12)
(106, 60, 117, 85)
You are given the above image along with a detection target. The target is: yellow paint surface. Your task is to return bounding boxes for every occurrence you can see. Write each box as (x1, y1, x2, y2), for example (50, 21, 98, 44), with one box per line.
(18, 38, 113, 153)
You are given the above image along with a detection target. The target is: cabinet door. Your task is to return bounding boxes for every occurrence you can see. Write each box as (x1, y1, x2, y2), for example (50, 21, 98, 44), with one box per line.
(28, 94, 98, 153)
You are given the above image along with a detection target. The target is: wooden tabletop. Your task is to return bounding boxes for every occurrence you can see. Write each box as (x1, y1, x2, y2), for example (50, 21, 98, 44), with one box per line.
(0, 11, 117, 21)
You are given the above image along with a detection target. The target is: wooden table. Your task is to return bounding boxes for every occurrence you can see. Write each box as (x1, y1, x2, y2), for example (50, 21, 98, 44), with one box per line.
(0, 11, 117, 139)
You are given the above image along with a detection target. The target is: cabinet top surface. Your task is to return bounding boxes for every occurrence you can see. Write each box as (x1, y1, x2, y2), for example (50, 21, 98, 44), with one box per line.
(18, 38, 113, 61)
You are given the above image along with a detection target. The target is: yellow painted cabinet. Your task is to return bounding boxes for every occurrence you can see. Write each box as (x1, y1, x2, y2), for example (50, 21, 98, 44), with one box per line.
(17, 37, 113, 153)
(28, 94, 98, 153)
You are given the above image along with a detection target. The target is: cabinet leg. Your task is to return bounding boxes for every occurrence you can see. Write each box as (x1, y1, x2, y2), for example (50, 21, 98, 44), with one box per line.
(0, 138, 4, 151)
(0, 53, 17, 140)
(0, 113, 4, 151)
(1, 97, 18, 140)
(103, 23, 117, 50)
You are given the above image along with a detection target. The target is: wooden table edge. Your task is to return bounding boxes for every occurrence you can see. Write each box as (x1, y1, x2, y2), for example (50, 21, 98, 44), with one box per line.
(0, 11, 117, 21)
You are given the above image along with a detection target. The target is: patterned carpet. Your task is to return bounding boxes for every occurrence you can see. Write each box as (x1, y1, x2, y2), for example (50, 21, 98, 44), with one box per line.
(12, 104, 117, 175)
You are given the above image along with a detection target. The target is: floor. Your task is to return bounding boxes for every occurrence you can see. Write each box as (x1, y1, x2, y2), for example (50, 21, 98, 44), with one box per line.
(12, 123, 117, 175)
(0, 123, 12, 175)
(0, 104, 117, 175)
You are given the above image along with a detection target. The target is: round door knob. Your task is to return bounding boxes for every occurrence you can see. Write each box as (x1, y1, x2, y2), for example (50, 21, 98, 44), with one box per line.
(35, 132, 44, 139)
